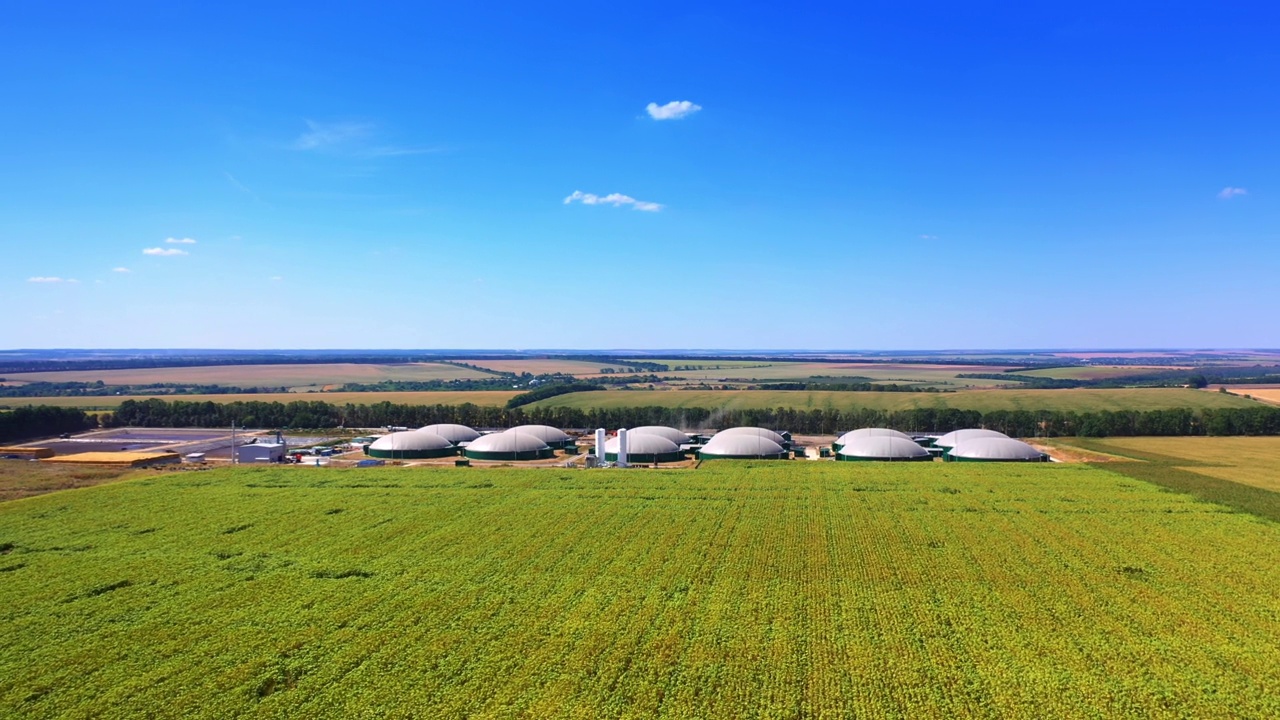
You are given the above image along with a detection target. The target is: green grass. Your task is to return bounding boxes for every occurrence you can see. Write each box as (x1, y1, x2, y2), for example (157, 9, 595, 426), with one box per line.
(530, 387, 1263, 413)
(1048, 437, 1280, 520)
(0, 461, 137, 502)
(3, 462, 1280, 717)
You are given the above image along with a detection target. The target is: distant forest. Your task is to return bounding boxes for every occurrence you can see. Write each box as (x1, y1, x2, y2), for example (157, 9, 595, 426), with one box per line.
(79, 398, 1280, 438)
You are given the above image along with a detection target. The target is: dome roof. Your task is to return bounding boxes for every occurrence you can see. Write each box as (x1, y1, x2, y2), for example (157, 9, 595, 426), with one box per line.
(502, 425, 571, 444)
(467, 432, 551, 453)
(946, 437, 1047, 461)
(836, 428, 914, 446)
(605, 434, 681, 455)
(418, 423, 480, 444)
(712, 427, 786, 445)
(628, 426, 691, 445)
(838, 436, 930, 460)
(935, 428, 1008, 448)
(701, 434, 787, 457)
(369, 431, 453, 452)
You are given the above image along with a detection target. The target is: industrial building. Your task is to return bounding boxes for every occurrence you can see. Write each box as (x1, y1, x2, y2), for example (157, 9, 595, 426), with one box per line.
(943, 437, 1050, 462)
(833, 428, 914, 452)
(366, 431, 457, 459)
(712, 427, 790, 450)
(932, 428, 1008, 449)
(699, 430, 789, 460)
(604, 434, 685, 464)
(502, 425, 575, 449)
(236, 442, 287, 463)
(836, 435, 932, 462)
(628, 426, 693, 446)
(418, 424, 481, 445)
(464, 432, 556, 461)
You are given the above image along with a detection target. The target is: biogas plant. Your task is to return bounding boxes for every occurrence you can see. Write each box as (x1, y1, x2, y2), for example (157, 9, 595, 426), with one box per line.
(362, 424, 1052, 465)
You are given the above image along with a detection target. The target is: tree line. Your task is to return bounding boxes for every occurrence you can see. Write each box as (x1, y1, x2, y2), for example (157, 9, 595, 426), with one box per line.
(0, 406, 96, 444)
(97, 398, 1280, 437)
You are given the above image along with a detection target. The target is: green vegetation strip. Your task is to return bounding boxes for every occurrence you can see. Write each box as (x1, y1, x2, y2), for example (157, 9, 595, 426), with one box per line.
(530, 388, 1261, 412)
(1061, 438, 1280, 524)
(3, 463, 1280, 717)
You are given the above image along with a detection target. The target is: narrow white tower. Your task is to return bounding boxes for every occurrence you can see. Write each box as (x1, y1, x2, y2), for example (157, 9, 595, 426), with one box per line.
(595, 428, 606, 460)
(617, 428, 629, 467)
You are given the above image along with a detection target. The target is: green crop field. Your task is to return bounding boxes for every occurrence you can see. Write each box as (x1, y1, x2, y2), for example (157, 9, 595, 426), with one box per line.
(1048, 436, 1280, 494)
(0, 391, 521, 411)
(530, 387, 1262, 413)
(646, 362, 1022, 388)
(1, 362, 494, 390)
(3, 462, 1280, 717)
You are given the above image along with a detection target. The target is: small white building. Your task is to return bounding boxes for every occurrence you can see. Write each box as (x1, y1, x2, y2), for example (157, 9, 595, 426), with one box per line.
(236, 442, 286, 463)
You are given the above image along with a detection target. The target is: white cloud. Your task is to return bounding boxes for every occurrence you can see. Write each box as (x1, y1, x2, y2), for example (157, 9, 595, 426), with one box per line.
(165, 237, 197, 244)
(28, 276, 77, 283)
(646, 101, 702, 120)
(919, 234, 938, 240)
(270, 276, 283, 281)
(143, 247, 188, 256)
(112, 267, 131, 273)
(563, 190, 663, 212)
(294, 120, 374, 150)
(1218, 186, 1248, 199)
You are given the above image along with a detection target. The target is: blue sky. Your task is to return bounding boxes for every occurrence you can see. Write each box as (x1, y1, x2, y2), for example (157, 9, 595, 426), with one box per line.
(2, 2, 1276, 350)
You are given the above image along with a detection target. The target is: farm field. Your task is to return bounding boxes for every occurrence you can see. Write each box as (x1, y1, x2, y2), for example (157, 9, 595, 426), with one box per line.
(644, 362, 1023, 388)
(1, 363, 494, 391)
(1019, 366, 1176, 380)
(3, 462, 1280, 717)
(1050, 436, 1280, 493)
(0, 391, 521, 411)
(530, 387, 1262, 413)
(0, 461, 136, 502)
(463, 359, 637, 375)
(1220, 386, 1280, 405)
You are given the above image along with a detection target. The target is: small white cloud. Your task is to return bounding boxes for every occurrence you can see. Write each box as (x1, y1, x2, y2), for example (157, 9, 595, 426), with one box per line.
(646, 101, 702, 120)
(294, 120, 373, 150)
(919, 234, 938, 240)
(165, 237, 197, 244)
(112, 267, 131, 273)
(1218, 186, 1248, 199)
(270, 276, 283, 281)
(28, 276, 65, 283)
(563, 190, 663, 212)
(143, 247, 188, 256)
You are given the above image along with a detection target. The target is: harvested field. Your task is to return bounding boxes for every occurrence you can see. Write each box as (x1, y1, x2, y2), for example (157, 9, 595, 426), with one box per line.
(1215, 386, 1280, 405)
(1, 391, 521, 411)
(530, 387, 1263, 413)
(2, 362, 492, 389)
